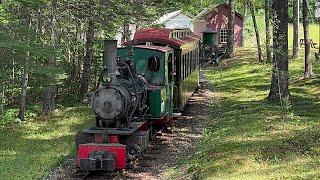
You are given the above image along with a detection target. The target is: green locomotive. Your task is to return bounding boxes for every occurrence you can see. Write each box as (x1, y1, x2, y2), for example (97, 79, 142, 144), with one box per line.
(76, 28, 200, 172)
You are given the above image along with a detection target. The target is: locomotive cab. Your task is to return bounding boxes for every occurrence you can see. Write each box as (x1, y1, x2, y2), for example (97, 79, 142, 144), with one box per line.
(117, 45, 174, 128)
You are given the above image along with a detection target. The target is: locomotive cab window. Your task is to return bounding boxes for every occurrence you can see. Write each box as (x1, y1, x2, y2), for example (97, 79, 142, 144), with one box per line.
(148, 56, 161, 73)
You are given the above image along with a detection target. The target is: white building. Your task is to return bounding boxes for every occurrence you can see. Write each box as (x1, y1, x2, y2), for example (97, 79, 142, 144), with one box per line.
(114, 10, 194, 46)
(156, 10, 194, 31)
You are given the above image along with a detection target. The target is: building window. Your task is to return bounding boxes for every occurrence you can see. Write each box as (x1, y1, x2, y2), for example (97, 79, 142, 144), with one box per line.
(220, 29, 228, 43)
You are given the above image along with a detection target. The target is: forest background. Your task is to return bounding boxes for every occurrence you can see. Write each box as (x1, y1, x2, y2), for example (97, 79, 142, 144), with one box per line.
(0, 0, 319, 124)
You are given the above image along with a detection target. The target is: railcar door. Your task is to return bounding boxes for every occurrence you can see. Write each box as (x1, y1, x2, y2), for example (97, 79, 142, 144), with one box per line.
(173, 49, 181, 112)
(167, 53, 174, 117)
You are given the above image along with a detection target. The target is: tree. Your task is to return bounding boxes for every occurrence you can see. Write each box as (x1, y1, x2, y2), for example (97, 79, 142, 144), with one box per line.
(241, 0, 247, 47)
(248, 0, 263, 62)
(0, 0, 192, 123)
(226, 0, 235, 58)
(182, 0, 226, 16)
(77, 0, 189, 100)
(43, 0, 57, 114)
(268, 0, 289, 101)
(18, 52, 29, 121)
(18, 8, 32, 121)
(302, 0, 314, 78)
(265, 0, 272, 63)
(79, 0, 94, 101)
(1, 0, 52, 121)
(292, 0, 299, 58)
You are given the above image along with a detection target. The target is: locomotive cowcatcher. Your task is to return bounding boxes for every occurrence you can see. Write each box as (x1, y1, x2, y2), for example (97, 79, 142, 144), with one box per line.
(75, 28, 200, 172)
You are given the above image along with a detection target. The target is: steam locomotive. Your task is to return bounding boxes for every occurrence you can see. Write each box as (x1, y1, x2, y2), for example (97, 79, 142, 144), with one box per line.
(75, 28, 200, 172)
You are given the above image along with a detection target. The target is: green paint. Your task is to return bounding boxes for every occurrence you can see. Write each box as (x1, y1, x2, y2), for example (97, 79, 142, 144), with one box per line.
(118, 47, 166, 86)
(149, 89, 164, 118)
(178, 67, 199, 110)
(118, 46, 173, 119)
(202, 30, 218, 46)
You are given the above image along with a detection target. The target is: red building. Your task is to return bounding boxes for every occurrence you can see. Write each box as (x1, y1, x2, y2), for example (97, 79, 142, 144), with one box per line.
(193, 3, 244, 47)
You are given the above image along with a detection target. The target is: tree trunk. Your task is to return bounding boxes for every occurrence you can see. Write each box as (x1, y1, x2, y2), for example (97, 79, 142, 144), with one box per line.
(265, 0, 272, 63)
(70, 1, 83, 96)
(241, 0, 247, 47)
(248, 1, 263, 62)
(0, 85, 4, 117)
(121, 23, 130, 45)
(226, 0, 235, 58)
(80, 1, 94, 101)
(292, 0, 300, 58)
(66, 11, 76, 95)
(268, 0, 289, 101)
(302, 0, 313, 78)
(18, 53, 29, 121)
(18, 12, 32, 121)
(43, 0, 57, 115)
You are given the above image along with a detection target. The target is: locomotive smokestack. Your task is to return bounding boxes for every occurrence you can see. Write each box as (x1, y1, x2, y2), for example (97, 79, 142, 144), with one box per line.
(104, 40, 117, 77)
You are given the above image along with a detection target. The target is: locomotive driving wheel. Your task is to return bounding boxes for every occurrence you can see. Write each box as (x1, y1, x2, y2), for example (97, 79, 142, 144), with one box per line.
(126, 143, 141, 161)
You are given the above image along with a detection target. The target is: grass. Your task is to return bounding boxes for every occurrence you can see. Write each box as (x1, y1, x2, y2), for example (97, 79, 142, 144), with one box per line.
(0, 107, 93, 180)
(245, 21, 320, 48)
(288, 23, 320, 48)
(166, 47, 320, 179)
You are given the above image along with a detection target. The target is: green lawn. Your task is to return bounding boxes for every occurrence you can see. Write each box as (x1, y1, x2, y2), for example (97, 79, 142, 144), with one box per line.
(288, 24, 320, 48)
(0, 107, 93, 180)
(167, 48, 320, 179)
(245, 23, 320, 48)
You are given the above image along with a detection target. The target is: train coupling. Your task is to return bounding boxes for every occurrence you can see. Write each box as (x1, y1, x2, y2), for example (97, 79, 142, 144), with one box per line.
(80, 151, 115, 171)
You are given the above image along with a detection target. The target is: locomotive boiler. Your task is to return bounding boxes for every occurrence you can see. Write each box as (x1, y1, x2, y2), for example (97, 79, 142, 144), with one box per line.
(92, 40, 148, 129)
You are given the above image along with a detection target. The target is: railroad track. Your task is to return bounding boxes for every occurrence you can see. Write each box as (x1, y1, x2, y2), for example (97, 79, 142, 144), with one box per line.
(76, 89, 205, 180)
(78, 170, 125, 180)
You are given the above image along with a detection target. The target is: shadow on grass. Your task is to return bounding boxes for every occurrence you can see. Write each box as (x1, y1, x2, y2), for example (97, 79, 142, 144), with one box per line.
(0, 106, 94, 179)
(185, 95, 320, 179)
(182, 47, 320, 179)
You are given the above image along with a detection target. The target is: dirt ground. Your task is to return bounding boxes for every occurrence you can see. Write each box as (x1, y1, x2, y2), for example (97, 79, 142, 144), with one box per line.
(45, 83, 215, 180)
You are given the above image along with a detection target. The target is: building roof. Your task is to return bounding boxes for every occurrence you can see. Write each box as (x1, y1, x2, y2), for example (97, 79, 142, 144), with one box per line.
(133, 28, 199, 48)
(134, 45, 172, 53)
(157, 10, 182, 24)
(194, 3, 243, 20)
(156, 10, 194, 25)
